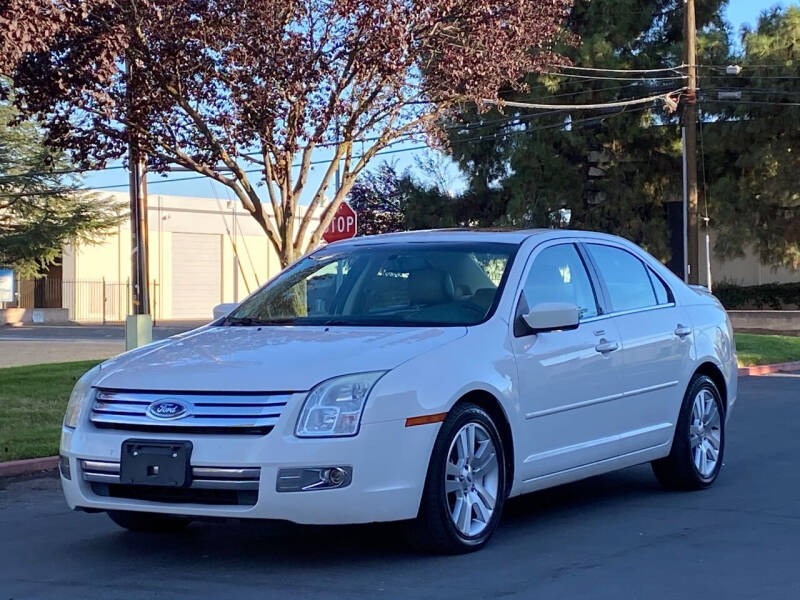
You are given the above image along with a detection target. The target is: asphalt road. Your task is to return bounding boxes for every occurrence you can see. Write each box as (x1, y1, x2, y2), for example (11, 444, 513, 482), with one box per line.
(0, 325, 201, 367)
(1, 375, 799, 600)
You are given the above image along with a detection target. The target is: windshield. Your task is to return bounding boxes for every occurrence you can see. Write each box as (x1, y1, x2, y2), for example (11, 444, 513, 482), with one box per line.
(226, 242, 518, 327)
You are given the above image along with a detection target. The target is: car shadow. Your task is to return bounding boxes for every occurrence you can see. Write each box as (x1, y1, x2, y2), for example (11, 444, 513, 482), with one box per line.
(59, 464, 667, 569)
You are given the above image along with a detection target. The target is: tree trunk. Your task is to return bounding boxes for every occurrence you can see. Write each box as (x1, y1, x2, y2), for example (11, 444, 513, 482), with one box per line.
(278, 244, 297, 269)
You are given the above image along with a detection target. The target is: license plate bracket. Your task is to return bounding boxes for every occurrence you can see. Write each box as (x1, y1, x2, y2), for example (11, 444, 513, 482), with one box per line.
(119, 440, 193, 487)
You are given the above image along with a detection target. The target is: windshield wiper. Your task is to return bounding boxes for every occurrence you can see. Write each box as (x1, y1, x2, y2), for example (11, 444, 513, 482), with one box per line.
(224, 316, 298, 326)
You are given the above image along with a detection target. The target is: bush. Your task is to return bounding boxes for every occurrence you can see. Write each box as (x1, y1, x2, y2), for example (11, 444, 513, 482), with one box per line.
(714, 282, 800, 310)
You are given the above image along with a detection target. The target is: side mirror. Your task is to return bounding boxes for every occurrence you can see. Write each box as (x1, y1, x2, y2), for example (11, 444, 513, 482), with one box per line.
(212, 303, 238, 321)
(522, 302, 581, 334)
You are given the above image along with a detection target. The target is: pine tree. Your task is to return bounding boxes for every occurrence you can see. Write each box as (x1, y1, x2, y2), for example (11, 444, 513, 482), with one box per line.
(0, 100, 123, 278)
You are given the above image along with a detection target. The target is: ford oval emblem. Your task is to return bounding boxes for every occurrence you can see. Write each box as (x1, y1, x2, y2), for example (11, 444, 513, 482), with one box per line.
(147, 399, 189, 420)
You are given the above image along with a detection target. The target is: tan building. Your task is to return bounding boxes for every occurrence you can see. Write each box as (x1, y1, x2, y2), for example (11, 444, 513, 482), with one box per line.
(709, 237, 800, 286)
(56, 191, 321, 322)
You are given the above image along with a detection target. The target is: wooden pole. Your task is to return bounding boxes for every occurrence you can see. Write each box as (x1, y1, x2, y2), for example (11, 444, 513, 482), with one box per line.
(684, 0, 699, 284)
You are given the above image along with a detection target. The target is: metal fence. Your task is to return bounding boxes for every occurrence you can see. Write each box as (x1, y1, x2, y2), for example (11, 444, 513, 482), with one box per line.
(15, 278, 159, 323)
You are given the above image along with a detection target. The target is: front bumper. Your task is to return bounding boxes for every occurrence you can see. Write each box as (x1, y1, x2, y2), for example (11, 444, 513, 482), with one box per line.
(60, 417, 437, 525)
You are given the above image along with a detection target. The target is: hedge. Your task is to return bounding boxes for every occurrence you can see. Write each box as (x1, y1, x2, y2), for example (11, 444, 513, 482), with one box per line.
(714, 282, 800, 310)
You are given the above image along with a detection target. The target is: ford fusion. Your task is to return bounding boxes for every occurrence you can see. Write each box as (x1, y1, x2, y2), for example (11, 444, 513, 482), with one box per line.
(60, 230, 737, 553)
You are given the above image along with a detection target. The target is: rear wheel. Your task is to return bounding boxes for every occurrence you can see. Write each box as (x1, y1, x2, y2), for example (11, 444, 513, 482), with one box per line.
(652, 374, 725, 490)
(406, 403, 507, 554)
(107, 510, 192, 533)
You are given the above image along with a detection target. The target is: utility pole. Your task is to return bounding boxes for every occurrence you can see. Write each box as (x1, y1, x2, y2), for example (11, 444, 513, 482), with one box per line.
(129, 142, 150, 315)
(125, 56, 152, 349)
(683, 0, 699, 284)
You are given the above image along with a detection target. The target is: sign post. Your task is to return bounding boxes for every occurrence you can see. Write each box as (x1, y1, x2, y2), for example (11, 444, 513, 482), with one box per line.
(322, 202, 358, 243)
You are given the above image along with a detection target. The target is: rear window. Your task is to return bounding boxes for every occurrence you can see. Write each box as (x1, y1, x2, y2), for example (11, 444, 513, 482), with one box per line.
(585, 244, 657, 312)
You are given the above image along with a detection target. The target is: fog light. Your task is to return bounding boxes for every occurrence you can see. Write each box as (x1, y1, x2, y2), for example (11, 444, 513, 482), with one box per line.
(323, 467, 346, 487)
(276, 466, 352, 492)
(59, 455, 71, 480)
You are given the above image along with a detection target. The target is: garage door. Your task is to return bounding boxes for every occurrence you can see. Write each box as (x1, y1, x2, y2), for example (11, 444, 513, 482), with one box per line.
(171, 233, 222, 319)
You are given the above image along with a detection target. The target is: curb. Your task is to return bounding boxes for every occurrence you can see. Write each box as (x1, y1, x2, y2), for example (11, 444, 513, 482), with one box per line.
(738, 360, 800, 376)
(0, 455, 58, 478)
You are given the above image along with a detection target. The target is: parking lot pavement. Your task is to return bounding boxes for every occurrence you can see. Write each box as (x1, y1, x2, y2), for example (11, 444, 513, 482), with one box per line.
(1, 375, 798, 600)
(0, 324, 201, 367)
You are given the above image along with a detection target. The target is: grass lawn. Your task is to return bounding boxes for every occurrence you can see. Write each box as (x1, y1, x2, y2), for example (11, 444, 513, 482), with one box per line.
(735, 333, 800, 367)
(0, 335, 797, 462)
(0, 360, 100, 462)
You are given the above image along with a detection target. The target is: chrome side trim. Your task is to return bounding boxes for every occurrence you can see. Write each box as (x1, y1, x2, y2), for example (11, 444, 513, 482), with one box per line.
(580, 302, 676, 324)
(521, 441, 672, 484)
(524, 380, 679, 420)
(523, 423, 672, 464)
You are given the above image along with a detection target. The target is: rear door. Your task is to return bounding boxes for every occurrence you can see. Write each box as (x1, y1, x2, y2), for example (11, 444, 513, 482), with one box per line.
(582, 243, 694, 452)
(511, 241, 626, 481)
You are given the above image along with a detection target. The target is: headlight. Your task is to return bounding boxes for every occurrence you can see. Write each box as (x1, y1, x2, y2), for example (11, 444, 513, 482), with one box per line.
(295, 371, 386, 438)
(63, 365, 101, 428)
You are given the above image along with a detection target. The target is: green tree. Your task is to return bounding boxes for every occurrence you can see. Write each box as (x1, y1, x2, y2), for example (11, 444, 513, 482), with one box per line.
(0, 101, 122, 278)
(703, 6, 800, 270)
(440, 0, 730, 261)
(347, 163, 406, 236)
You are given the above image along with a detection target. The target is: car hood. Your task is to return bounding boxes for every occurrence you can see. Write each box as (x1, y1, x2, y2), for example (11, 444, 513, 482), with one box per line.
(95, 325, 467, 392)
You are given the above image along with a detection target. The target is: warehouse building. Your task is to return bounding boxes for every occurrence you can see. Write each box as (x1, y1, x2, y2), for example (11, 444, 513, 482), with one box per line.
(14, 191, 320, 323)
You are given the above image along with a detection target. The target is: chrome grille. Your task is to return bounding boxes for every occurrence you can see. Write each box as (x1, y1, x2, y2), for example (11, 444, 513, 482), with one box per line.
(81, 460, 261, 491)
(90, 389, 292, 434)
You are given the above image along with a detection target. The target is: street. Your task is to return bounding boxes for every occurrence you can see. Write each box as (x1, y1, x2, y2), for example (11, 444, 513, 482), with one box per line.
(1, 374, 798, 599)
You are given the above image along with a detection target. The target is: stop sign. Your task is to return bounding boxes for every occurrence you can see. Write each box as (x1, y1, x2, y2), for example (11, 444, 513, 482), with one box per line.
(322, 202, 357, 243)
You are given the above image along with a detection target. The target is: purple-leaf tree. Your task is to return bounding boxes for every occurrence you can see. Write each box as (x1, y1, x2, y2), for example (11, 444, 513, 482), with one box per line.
(1, 0, 571, 266)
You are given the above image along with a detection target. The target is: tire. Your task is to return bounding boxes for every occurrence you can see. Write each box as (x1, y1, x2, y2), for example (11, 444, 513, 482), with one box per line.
(107, 510, 192, 533)
(652, 374, 725, 490)
(405, 403, 507, 554)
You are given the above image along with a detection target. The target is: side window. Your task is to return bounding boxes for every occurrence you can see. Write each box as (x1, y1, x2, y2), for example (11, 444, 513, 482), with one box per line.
(523, 244, 598, 319)
(586, 244, 656, 312)
(648, 269, 671, 305)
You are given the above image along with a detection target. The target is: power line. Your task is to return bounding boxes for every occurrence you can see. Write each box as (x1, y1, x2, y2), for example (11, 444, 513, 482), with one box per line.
(553, 64, 686, 75)
(0, 163, 127, 182)
(482, 88, 684, 111)
(539, 70, 687, 82)
(0, 106, 649, 199)
(701, 98, 800, 107)
(703, 73, 800, 80)
(696, 63, 800, 70)
(3, 83, 669, 182)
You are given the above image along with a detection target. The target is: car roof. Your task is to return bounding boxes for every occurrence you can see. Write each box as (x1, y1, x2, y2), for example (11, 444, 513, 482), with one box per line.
(326, 228, 630, 248)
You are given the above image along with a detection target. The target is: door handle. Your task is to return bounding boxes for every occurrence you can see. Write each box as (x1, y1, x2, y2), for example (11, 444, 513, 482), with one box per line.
(674, 325, 692, 338)
(595, 339, 619, 354)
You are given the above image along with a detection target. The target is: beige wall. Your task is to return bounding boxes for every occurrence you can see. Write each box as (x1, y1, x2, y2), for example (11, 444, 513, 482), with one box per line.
(62, 192, 321, 321)
(707, 231, 800, 287)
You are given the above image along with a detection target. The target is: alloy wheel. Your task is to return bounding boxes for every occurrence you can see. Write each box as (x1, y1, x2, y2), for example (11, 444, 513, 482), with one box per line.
(445, 422, 500, 537)
(689, 388, 722, 478)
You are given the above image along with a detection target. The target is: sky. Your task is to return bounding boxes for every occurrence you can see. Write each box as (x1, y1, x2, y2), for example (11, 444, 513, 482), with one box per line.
(82, 0, 795, 204)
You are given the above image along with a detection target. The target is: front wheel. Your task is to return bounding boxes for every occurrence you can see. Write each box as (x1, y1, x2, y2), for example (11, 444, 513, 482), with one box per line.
(107, 510, 192, 533)
(652, 374, 725, 490)
(406, 403, 507, 554)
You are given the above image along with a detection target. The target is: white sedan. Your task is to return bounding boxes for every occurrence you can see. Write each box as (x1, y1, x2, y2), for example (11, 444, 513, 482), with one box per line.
(60, 229, 737, 553)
